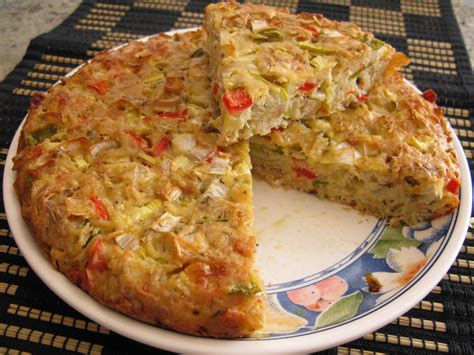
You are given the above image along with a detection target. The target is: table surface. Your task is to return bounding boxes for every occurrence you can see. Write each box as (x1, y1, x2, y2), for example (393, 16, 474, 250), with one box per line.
(0, 0, 473, 81)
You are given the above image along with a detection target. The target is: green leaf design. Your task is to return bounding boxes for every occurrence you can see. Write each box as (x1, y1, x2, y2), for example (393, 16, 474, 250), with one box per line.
(369, 227, 421, 259)
(316, 291, 364, 328)
(295, 309, 305, 316)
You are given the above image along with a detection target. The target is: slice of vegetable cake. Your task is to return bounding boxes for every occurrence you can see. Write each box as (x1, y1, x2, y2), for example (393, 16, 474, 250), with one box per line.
(250, 75, 460, 225)
(205, 1, 405, 143)
(13, 29, 264, 337)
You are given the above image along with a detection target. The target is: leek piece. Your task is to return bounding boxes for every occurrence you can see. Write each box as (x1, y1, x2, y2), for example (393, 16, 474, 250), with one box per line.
(144, 72, 164, 84)
(299, 43, 336, 55)
(255, 28, 284, 41)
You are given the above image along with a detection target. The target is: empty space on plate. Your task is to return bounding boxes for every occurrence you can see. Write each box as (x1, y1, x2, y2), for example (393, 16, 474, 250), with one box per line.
(253, 179, 380, 287)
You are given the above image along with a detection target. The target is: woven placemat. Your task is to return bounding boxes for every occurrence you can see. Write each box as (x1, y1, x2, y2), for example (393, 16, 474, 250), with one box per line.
(0, 1, 473, 354)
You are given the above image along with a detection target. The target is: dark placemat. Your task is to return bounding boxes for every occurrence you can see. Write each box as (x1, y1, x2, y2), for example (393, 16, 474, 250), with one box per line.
(1, 0, 473, 354)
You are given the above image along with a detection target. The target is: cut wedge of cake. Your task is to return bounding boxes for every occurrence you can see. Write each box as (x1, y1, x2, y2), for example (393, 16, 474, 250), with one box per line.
(250, 75, 460, 225)
(13, 30, 264, 337)
(205, 1, 406, 143)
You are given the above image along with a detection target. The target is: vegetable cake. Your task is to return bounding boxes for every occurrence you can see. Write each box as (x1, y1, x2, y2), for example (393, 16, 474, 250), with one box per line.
(13, 29, 264, 337)
(205, 1, 405, 143)
(250, 75, 460, 225)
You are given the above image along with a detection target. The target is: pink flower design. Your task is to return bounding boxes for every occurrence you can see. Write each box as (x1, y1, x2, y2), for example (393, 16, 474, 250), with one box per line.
(287, 276, 348, 312)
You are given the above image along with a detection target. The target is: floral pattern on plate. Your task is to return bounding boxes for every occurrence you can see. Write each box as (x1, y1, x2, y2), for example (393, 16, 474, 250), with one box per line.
(262, 214, 453, 338)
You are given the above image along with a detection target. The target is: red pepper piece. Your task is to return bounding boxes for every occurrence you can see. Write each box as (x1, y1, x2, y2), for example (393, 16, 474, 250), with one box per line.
(151, 137, 170, 156)
(298, 82, 317, 93)
(223, 87, 253, 114)
(422, 89, 437, 103)
(446, 178, 460, 194)
(90, 196, 109, 220)
(87, 240, 107, 272)
(319, 107, 329, 116)
(206, 146, 224, 163)
(88, 80, 109, 95)
(301, 24, 319, 39)
(293, 167, 317, 180)
(127, 132, 149, 150)
(357, 95, 368, 103)
(158, 109, 188, 121)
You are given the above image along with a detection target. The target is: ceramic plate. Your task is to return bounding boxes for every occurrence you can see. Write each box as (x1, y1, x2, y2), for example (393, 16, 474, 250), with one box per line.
(3, 29, 472, 353)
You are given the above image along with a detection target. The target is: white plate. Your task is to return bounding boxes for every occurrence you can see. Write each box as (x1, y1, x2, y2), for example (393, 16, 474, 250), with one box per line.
(3, 29, 472, 353)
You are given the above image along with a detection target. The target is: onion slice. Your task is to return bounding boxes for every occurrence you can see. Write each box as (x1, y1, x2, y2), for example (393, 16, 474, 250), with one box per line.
(190, 146, 212, 161)
(251, 19, 269, 31)
(173, 134, 196, 154)
(90, 140, 118, 158)
(115, 234, 139, 251)
(152, 212, 181, 232)
(209, 156, 229, 175)
(204, 179, 228, 198)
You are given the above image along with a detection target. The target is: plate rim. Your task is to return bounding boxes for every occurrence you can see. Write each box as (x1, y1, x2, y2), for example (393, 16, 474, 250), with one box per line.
(3, 28, 472, 353)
